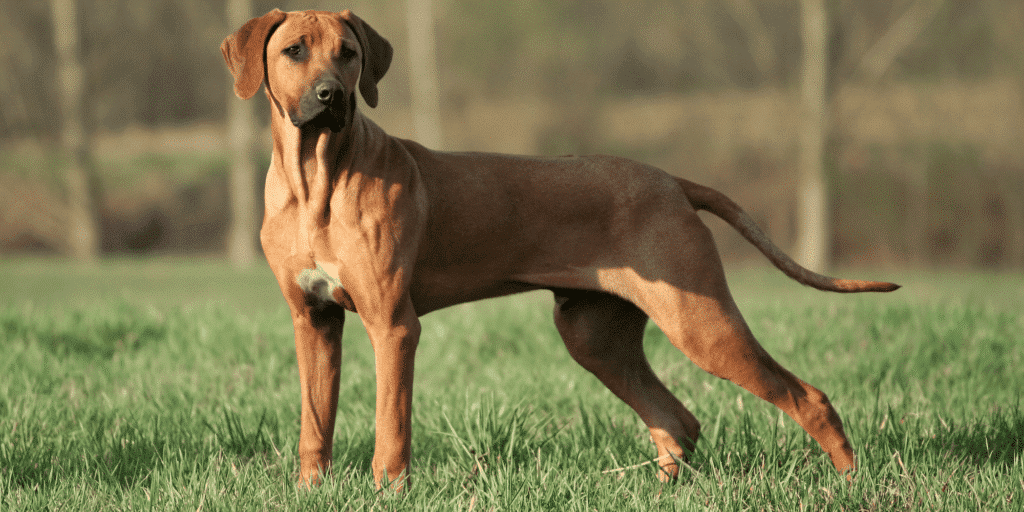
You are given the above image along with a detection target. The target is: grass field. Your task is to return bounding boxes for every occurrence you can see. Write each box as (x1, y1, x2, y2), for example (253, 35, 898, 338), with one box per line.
(1, 257, 1022, 510)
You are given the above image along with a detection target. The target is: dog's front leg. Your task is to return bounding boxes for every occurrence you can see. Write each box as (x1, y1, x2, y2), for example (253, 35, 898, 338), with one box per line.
(291, 302, 345, 487)
(363, 297, 421, 491)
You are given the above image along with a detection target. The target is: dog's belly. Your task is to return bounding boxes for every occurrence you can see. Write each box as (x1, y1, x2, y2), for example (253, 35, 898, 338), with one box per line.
(407, 269, 541, 315)
(407, 261, 611, 315)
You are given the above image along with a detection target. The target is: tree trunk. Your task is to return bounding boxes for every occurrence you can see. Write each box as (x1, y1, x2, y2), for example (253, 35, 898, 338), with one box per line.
(226, 0, 258, 268)
(50, 0, 100, 261)
(796, 0, 829, 272)
(406, 0, 444, 150)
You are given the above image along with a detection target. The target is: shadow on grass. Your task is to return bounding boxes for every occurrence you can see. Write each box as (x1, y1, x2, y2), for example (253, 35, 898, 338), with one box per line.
(3, 409, 286, 491)
(326, 433, 376, 476)
(1, 303, 168, 359)
(868, 403, 1024, 470)
(926, 404, 1023, 467)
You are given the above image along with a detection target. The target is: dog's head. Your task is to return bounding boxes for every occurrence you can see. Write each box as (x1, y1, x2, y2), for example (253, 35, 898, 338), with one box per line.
(221, 9, 392, 132)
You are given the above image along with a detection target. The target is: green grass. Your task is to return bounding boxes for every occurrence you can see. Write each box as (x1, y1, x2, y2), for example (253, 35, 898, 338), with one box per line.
(1, 257, 1022, 510)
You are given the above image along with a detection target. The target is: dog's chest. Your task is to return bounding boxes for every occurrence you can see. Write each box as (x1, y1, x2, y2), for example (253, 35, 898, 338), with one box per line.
(296, 261, 356, 312)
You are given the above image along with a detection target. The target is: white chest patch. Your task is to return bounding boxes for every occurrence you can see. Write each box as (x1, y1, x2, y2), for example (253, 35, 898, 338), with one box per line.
(296, 261, 343, 304)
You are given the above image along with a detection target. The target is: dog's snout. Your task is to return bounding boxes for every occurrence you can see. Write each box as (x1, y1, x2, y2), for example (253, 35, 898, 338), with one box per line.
(292, 74, 348, 131)
(315, 80, 342, 105)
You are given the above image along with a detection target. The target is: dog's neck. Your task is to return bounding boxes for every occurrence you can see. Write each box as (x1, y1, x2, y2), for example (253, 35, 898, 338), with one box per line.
(265, 107, 418, 253)
(263, 108, 350, 251)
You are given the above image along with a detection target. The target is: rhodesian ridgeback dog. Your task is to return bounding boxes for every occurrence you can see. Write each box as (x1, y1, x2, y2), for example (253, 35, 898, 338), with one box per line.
(222, 9, 899, 490)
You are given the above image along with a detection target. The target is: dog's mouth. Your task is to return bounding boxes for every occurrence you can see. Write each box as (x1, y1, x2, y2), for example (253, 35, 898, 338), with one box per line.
(292, 103, 345, 133)
(291, 95, 349, 134)
(304, 106, 344, 133)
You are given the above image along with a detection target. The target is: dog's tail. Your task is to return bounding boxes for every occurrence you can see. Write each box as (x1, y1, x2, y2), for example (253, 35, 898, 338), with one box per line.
(678, 178, 900, 293)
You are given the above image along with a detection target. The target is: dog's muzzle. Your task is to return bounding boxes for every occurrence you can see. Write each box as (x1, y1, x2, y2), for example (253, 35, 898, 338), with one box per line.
(293, 76, 349, 132)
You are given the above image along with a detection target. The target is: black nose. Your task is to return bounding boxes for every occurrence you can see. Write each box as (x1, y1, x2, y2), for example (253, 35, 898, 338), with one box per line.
(315, 80, 342, 105)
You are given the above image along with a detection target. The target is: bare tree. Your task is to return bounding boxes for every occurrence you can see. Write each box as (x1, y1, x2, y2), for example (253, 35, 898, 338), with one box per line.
(226, 0, 258, 267)
(856, 0, 943, 85)
(724, 0, 778, 80)
(855, 0, 943, 267)
(50, 0, 99, 261)
(796, 0, 829, 272)
(406, 0, 444, 150)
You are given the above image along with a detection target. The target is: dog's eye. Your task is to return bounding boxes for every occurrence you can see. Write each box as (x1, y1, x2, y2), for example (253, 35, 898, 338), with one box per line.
(340, 46, 357, 60)
(283, 44, 304, 59)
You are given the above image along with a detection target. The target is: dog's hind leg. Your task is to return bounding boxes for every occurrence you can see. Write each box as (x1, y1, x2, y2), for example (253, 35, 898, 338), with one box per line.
(633, 221, 856, 475)
(552, 290, 700, 482)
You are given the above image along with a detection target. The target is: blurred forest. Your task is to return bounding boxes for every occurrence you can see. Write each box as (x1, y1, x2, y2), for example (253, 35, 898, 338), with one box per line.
(1, 0, 1022, 269)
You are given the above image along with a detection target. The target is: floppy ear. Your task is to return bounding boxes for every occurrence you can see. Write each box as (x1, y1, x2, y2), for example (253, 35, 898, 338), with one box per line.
(221, 9, 288, 99)
(339, 10, 393, 108)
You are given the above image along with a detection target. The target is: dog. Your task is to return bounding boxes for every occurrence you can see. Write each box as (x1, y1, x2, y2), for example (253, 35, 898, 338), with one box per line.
(221, 8, 899, 490)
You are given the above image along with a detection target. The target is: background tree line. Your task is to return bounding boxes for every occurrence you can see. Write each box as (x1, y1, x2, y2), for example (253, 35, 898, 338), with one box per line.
(1, 0, 1022, 270)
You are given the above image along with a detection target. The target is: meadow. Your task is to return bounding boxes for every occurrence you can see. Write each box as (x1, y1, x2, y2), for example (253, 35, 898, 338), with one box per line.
(1, 257, 1022, 510)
